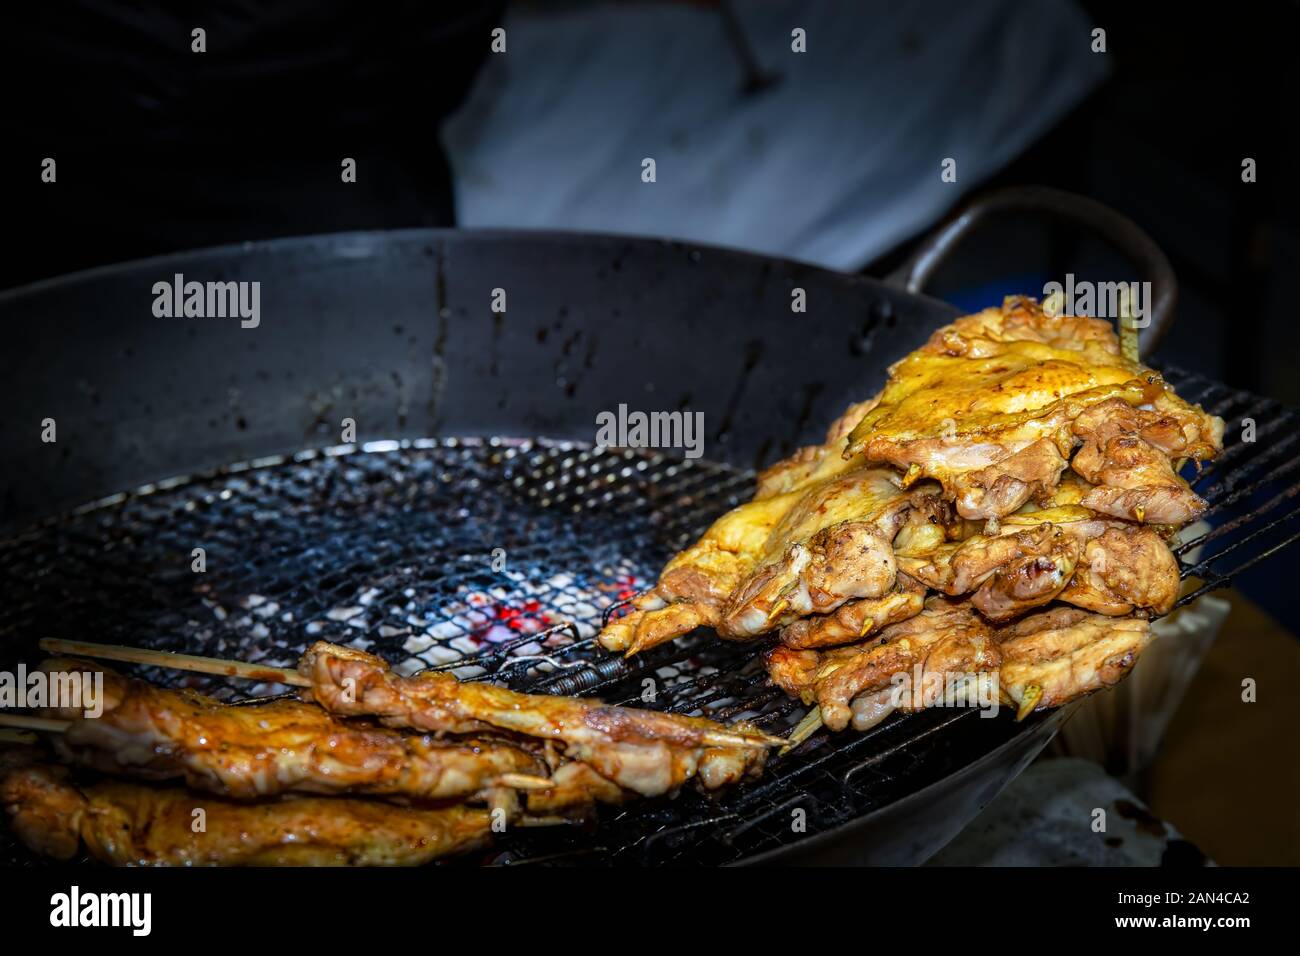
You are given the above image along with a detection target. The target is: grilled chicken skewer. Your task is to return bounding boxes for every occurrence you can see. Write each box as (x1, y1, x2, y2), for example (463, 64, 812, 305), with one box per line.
(596, 401, 927, 655)
(298, 641, 774, 799)
(776, 574, 927, 650)
(595, 490, 795, 655)
(38, 639, 782, 804)
(0, 709, 701, 819)
(766, 598, 1152, 732)
(600, 469, 936, 653)
(1, 761, 506, 866)
(768, 598, 1002, 731)
(996, 607, 1153, 714)
(28, 657, 552, 802)
(773, 472, 1181, 651)
(843, 297, 1223, 521)
(894, 475, 1182, 623)
(715, 469, 931, 638)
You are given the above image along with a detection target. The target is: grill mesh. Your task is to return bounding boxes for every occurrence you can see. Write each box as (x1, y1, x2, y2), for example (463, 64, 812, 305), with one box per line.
(0, 367, 1293, 865)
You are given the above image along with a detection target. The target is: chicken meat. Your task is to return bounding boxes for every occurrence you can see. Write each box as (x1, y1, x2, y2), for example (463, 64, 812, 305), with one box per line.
(843, 297, 1222, 521)
(1, 762, 496, 866)
(766, 597, 1153, 731)
(37, 657, 547, 802)
(898, 479, 1181, 620)
(297, 641, 775, 801)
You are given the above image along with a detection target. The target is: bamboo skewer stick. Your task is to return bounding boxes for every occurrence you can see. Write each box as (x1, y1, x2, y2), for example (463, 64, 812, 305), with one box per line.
(38, 637, 787, 749)
(0, 714, 71, 734)
(711, 730, 787, 749)
(515, 815, 578, 828)
(780, 705, 824, 755)
(39, 638, 309, 687)
(495, 773, 556, 791)
(0, 728, 38, 744)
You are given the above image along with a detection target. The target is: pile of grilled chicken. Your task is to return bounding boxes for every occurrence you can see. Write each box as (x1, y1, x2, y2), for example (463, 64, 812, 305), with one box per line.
(598, 297, 1224, 734)
(1, 643, 779, 865)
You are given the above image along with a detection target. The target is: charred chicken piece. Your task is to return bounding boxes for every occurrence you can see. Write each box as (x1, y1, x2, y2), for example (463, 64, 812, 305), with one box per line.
(997, 606, 1152, 716)
(597, 399, 914, 656)
(766, 599, 1154, 730)
(297, 642, 775, 801)
(1070, 397, 1220, 524)
(899, 488, 1181, 619)
(596, 491, 793, 654)
(843, 297, 1222, 521)
(37, 658, 546, 802)
(717, 468, 923, 638)
(1057, 526, 1181, 616)
(1, 763, 494, 866)
(777, 573, 927, 649)
(767, 597, 999, 731)
(601, 467, 933, 653)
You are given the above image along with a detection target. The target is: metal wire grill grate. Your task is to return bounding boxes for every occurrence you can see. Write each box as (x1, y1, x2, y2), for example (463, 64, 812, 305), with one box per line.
(1162, 367, 1300, 607)
(0, 367, 1293, 865)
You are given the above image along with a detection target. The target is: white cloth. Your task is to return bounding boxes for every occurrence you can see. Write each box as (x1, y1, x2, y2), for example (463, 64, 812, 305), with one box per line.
(442, 0, 1108, 271)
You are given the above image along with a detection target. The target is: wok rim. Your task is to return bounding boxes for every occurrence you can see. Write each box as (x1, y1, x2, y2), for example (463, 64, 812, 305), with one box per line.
(0, 225, 961, 320)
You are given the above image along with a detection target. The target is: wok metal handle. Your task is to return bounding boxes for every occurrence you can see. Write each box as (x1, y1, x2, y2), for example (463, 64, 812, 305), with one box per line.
(888, 186, 1177, 357)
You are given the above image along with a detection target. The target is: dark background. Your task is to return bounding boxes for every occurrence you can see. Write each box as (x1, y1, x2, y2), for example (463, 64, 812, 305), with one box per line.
(5, 2, 1292, 390)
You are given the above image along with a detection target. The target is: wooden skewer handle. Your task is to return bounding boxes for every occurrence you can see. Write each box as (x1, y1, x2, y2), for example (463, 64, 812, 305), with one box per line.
(39, 638, 311, 688)
(0, 714, 69, 733)
(495, 773, 554, 791)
